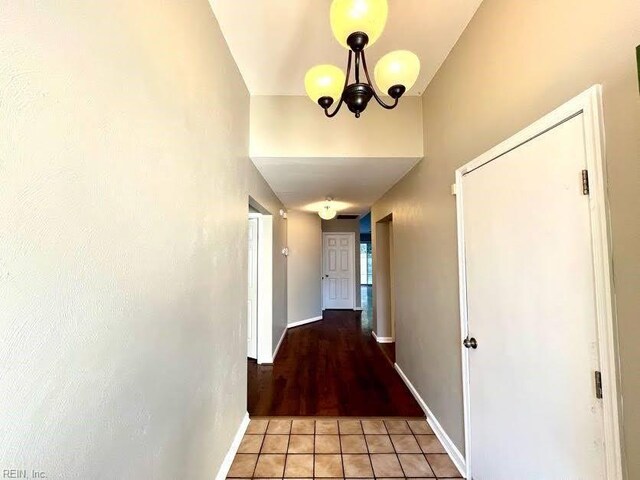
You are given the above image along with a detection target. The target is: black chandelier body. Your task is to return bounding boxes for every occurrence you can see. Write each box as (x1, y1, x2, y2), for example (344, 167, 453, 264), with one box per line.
(318, 32, 406, 119)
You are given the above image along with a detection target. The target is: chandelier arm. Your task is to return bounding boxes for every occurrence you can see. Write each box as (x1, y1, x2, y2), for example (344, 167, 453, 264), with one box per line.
(360, 50, 400, 110)
(324, 50, 354, 118)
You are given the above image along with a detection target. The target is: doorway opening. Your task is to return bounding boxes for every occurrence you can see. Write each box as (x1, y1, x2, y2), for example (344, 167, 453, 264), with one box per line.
(373, 214, 395, 362)
(247, 198, 274, 365)
(359, 213, 373, 330)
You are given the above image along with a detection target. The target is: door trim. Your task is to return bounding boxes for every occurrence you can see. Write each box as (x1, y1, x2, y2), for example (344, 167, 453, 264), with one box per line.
(249, 212, 274, 365)
(247, 215, 260, 360)
(322, 232, 357, 310)
(455, 85, 623, 479)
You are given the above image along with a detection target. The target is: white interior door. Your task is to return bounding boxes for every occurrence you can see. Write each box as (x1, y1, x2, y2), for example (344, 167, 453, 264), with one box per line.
(461, 115, 605, 479)
(247, 217, 258, 359)
(323, 233, 355, 309)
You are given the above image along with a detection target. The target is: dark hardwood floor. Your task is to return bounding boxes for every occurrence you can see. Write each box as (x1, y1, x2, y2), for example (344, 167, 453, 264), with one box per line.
(378, 341, 396, 364)
(247, 308, 423, 417)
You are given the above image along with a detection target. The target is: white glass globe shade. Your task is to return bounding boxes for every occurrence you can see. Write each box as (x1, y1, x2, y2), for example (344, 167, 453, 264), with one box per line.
(374, 50, 420, 94)
(330, 0, 388, 49)
(305, 64, 346, 104)
(318, 205, 338, 220)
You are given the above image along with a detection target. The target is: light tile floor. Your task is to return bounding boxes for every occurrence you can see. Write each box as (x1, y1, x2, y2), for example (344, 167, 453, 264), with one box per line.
(227, 418, 463, 479)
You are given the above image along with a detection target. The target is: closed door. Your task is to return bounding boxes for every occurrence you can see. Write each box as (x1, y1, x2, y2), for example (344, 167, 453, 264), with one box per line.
(247, 217, 258, 359)
(323, 233, 355, 309)
(461, 115, 605, 478)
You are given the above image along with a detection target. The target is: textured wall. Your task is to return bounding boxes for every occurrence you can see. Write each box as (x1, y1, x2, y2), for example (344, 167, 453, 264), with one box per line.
(372, 0, 640, 473)
(287, 212, 322, 324)
(0, 1, 283, 478)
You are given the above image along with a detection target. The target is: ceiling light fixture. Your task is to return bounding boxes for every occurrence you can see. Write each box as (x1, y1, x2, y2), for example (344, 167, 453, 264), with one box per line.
(305, 0, 420, 118)
(318, 197, 338, 220)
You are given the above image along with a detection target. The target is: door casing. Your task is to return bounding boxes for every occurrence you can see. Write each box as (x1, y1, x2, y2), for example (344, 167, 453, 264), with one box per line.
(247, 215, 259, 359)
(248, 209, 274, 365)
(455, 85, 623, 479)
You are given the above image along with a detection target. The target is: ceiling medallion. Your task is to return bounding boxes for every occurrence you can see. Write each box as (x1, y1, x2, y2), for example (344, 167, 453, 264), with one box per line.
(305, 0, 420, 118)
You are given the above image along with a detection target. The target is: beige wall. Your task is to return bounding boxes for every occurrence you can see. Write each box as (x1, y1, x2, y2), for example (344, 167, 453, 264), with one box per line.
(0, 1, 284, 478)
(287, 212, 322, 324)
(322, 218, 362, 308)
(372, 0, 640, 474)
(250, 95, 423, 159)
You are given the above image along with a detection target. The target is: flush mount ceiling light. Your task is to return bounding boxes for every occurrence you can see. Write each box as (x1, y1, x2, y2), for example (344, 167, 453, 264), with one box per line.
(318, 197, 338, 220)
(305, 0, 420, 118)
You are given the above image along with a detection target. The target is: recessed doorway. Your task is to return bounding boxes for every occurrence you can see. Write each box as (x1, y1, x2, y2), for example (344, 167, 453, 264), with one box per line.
(374, 214, 395, 345)
(247, 199, 274, 365)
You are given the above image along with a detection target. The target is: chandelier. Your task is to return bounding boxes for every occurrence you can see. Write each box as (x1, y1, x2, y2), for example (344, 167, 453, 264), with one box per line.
(305, 0, 420, 118)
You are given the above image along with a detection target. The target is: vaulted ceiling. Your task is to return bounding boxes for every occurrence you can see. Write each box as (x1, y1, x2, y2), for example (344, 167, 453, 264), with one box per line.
(211, 0, 483, 96)
(210, 0, 483, 214)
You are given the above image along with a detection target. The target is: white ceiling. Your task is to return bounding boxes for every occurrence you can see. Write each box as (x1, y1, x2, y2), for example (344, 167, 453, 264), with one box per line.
(252, 157, 421, 214)
(211, 0, 483, 96)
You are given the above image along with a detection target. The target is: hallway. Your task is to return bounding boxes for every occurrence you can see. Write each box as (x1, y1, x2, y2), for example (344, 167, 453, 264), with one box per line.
(2, 2, 638, 479)
(248, 309, 422, 417)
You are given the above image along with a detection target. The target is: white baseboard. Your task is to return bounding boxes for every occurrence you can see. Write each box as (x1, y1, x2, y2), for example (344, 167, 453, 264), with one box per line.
(394, 363, 466, 477)
(288, 315, 323, 329)
(272, 327, 287, 362)
(215, 412, 250, 480)
(372, 330, 395, 343)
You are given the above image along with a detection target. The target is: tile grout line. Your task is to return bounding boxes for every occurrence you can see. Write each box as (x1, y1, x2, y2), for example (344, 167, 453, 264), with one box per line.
(412, 421, 460, 479)
(411, 423, 436, 479)
(250, 419, 268, 480)
(362, 420, 377, 480)
(387, 420, 408, 479)
(282, 420, 292, 479)
(352, 420, 371, 480)
(338, 420, 346, 480)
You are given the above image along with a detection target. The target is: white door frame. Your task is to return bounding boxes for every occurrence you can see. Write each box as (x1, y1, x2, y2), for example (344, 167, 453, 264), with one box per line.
(322, 232, 357, 310)
(455, 85, 623, 479)
(247, 215, 259, 360)
(249, 212, 274, 365)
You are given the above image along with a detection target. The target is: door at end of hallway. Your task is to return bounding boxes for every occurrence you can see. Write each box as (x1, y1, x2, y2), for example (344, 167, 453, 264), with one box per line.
(322, 232, 356, 310)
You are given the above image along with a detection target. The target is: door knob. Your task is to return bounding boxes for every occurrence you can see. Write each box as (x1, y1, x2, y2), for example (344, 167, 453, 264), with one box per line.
(463, 337, 478, 349)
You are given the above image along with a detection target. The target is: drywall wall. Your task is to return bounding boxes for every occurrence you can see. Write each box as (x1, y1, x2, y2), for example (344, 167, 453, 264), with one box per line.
(372, 0, 640, 475)
(250, 95, 423, 159)
(0, 1, 284, 478)
(287, 212, 322, 324)
(322, 218, 362, 308)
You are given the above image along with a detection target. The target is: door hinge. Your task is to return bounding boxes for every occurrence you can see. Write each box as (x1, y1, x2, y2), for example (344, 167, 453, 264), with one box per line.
(581, 169, 590, 195)
(595, 371, 603, 399)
